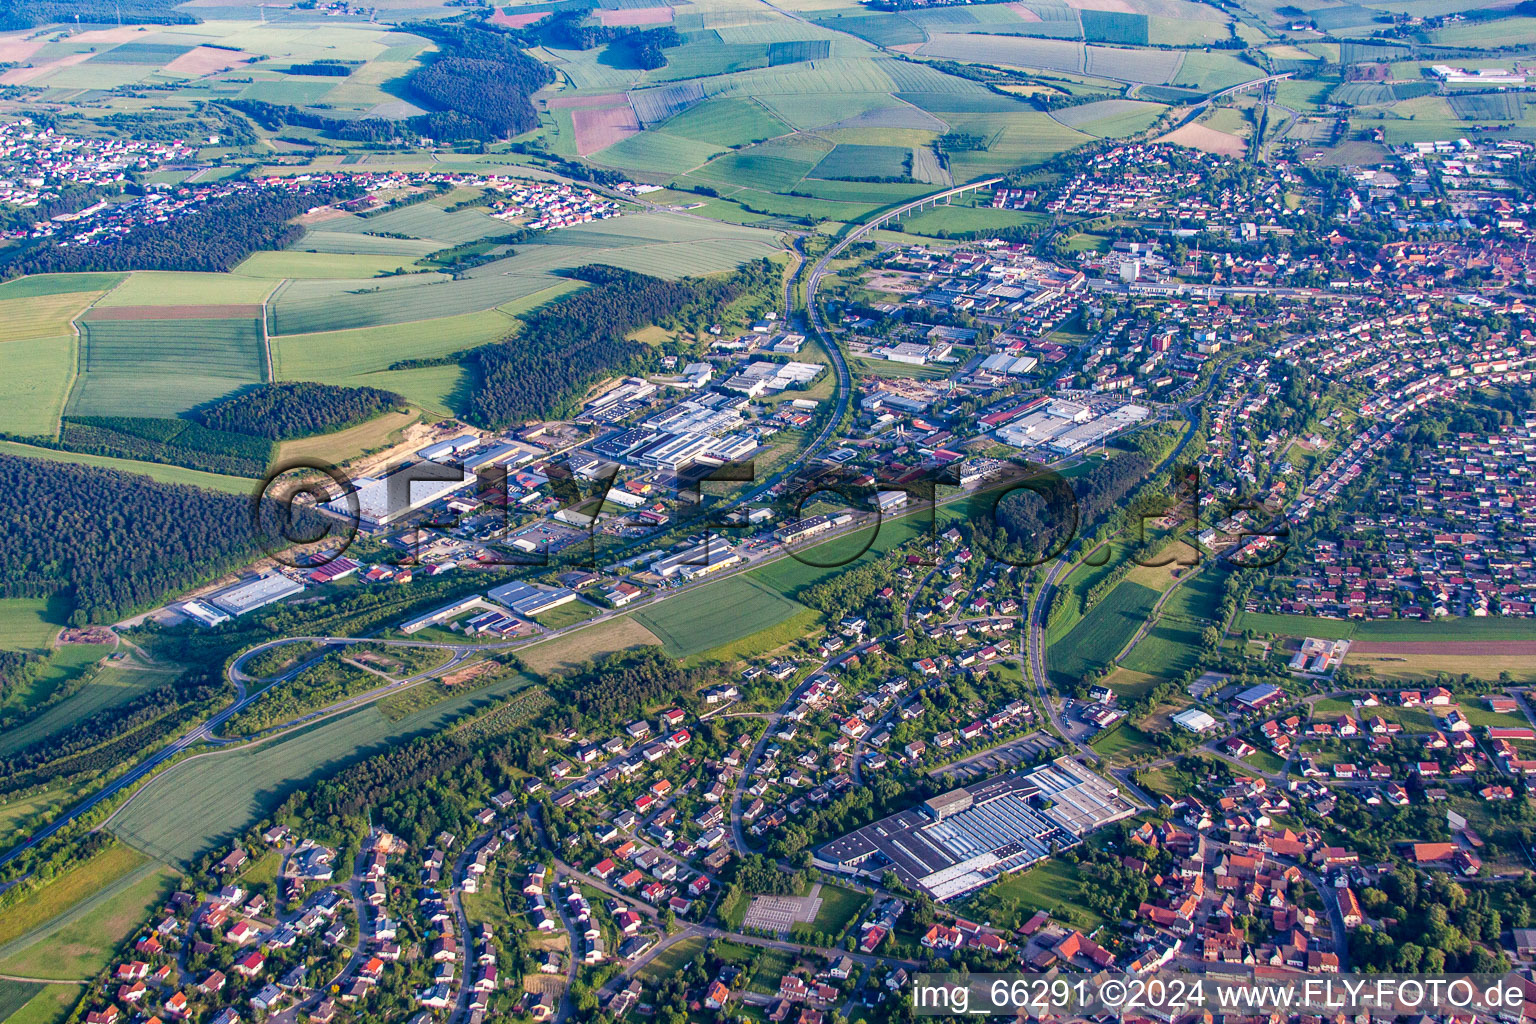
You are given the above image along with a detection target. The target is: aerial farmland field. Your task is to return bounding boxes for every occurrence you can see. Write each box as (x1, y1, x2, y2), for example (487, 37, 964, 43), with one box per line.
(70, 314, 267, 418)
(634, 576, 809, 658)
(1048, 580, 1161, 685)
(108, 673, 539, 864)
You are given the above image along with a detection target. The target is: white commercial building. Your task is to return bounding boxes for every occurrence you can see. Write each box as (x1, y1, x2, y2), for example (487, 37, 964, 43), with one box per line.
(1172, 708, 1219, 733)
(209, 573, 305, 617)
(326, 465, 476, 528)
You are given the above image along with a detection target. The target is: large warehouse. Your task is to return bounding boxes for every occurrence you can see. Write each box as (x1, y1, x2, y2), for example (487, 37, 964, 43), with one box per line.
(817, 757, 1136, 901)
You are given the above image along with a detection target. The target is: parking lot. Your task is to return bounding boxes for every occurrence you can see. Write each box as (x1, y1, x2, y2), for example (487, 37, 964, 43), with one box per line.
(928, 732, 1058, 783)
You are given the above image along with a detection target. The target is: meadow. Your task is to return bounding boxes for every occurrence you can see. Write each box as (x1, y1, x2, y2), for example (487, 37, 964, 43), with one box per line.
(0, 844, 149, 951)
(634, 576, 808, 658)
(965, 857, 1104, 932)
(517, 616, 662, 675)
(108, 672, 536, 863)
(0, 861, 179, 981)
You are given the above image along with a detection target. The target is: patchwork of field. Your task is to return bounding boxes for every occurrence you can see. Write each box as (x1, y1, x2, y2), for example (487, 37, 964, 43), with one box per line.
(0, 21, 438, 111)
(108, 673, 538, 863)
(267, 212, 783, 336)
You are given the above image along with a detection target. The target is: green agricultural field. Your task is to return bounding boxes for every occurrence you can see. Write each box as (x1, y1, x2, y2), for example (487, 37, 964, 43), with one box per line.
(0, 335, 74, 437)
(0, 661, 179, 757)
(1048, 580, 1161, 684)
(271, 306, 527, 381)
(892, 204, 1047, 236)
(0, 274, 124, 301)
(233, 250, 431, 279)
(0, 288, 109, 342)
(2, 983, 80, 1024)
(95, 272, 275, 307)
(108, 673, 537, 863)
(1171, 50, 1262, 92)
(1430, 15, 1536, 45)
(1354, 617, 1536, 642)
(1228, 612, 1535, 642)
(1119, 617, 1201, 678)
(635, 576, 808, 658)
(70, 316, 266, 418)
(298, 231, 443, 258)
(591, 131, 727, 175)
(661, 97, 791, 147)
(319, 202, 510, 245)
(1233, 611, 1355, 639)
(809, 143, 910, 180)
(0, 981, 41, 1021)
(1053, 98, 1167, 137)
(749, 512, 930, 600)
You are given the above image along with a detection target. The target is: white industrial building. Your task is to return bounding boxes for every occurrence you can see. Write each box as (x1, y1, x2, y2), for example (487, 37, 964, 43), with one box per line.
(651, 537, 741, 579)
(209, 573, 305, 617)
(486, 580, 579, 617)
(1172, 708, 1219, 733)
(979, 352, 1038, 376)
(325, 465, 476, 528)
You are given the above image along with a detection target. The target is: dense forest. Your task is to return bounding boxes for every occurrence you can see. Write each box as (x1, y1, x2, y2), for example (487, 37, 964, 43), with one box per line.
(468, 262, 767, 427)
(0, 650, 38, 703)
(403, 21, 552, 140)
(199, 382, 405, 441)
(28, 416, 276, 477)
(0, 455, 290, 623)
(976, 452, 1154, 564)
(409, 56, 548, 140)
(0, 0, 193, 27)
(548, 647, 710, 729)
(3, 186, 354, 277)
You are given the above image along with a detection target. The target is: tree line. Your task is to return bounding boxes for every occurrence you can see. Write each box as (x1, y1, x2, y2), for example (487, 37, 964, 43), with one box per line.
(199, 382, 405, 441)
(38, 416, 275, 477)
